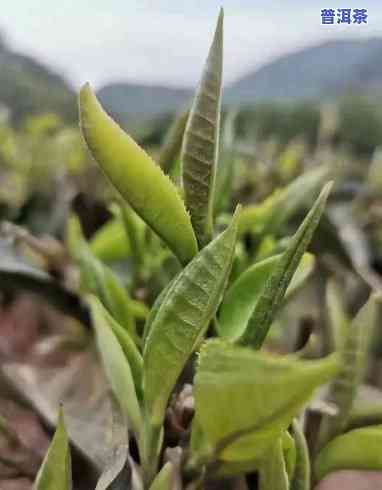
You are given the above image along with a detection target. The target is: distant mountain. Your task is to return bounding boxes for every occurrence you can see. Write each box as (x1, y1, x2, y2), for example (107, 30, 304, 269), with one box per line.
(0, 37, 76, 124)
(96, 83, 192, 123)
(225, 38, 382, 103)
(2, 36, 382, 126)
(97, 38, 382, 122)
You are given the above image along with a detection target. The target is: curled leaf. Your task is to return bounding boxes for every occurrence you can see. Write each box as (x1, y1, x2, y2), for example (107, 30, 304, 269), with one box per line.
(181, 10, 223, 247)
(79, 83, 198, 265)
(239, 182, 332, 349)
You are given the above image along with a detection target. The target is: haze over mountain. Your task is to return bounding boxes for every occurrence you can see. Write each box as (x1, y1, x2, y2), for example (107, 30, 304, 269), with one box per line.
(225, 38, 382, 103)
(97, 37, 382, 122)
(0, 35, 76, 124)
(1, 36, 382, 124)
(96, 83, 192, 123)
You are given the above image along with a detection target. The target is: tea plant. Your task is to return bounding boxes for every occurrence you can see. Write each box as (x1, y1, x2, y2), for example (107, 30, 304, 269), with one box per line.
(34, 10, 382, 490)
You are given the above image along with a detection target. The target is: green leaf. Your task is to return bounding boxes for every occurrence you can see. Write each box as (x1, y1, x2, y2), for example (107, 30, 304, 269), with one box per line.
(79, 83, 198, 265)
(290, 420, 310, 490)
(158, 110, 189, 174)
(90, 217, 131, 263)
(324, 279, 349, 353)
(347, 404, 382, 431)
(218, 253, 314, 340)
(101, 267, 138, 339)
(119, 203, 145, 268)
(314, 425, 382, 482)
(238, 190, 283, 237)
(89, 296, 142, 437)
(91, 298, 143, 399)
(181, 10, 223, 247)
(143, 207, 240, 428)
(35, 408, 72, 490)
(239, 182, 332, 349)
(149, 462, 174, 490)
(192, 340, 338, 463)
(142, 276, 178, 344)
(283, 430, 297, 482)
(259, 438, 290, 490)
(69, 215, 138, 340)
(213, 109, 238, 214)
(238, 166, 330, 237)
(318, 293, 379, 448)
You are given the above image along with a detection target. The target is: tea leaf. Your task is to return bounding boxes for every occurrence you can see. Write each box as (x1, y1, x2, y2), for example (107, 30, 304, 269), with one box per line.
(89, 296, 142, 437)
(69, 216, 138, 340)
(214, 109, 238, 214)
(259, 438, 290, 490)
(101, 267, 138, 339)
(290, 420, 310, 490)
(239, 182, 332, 349)
(192, 340, 338, 463)
(90, 217, 131, 263)
(318, 294, 379, 448)
(238, 166, 330, 237)
(314, 425, 382, 482)
(325, 279, 349, 353)
(347, 404, 382, 431)
(35, 408, 72, 490)
(119, 203, 145, 268)
(143, 207, 240, 428)
(142, 276, 178, 344)
(91, 298, 143, 399)
(149, 462, 174, 490)
(158, 110, 189, 174)
(214, 431, 295, 481)
(283, 430, 296, 482)
(218, 253, 314, 340)
(181, 10, 223, 247)
(79, 83, 198, 265)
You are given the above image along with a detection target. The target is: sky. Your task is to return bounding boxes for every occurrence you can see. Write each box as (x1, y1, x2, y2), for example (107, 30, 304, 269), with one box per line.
(1, 0, 382, 90)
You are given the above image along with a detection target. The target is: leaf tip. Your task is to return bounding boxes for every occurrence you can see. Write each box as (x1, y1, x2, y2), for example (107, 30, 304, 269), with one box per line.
(79, 82, 93, 108)
(321, 180, 334, 200)
(213, 7, 224, 51)
(218, 7, 224, 24)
